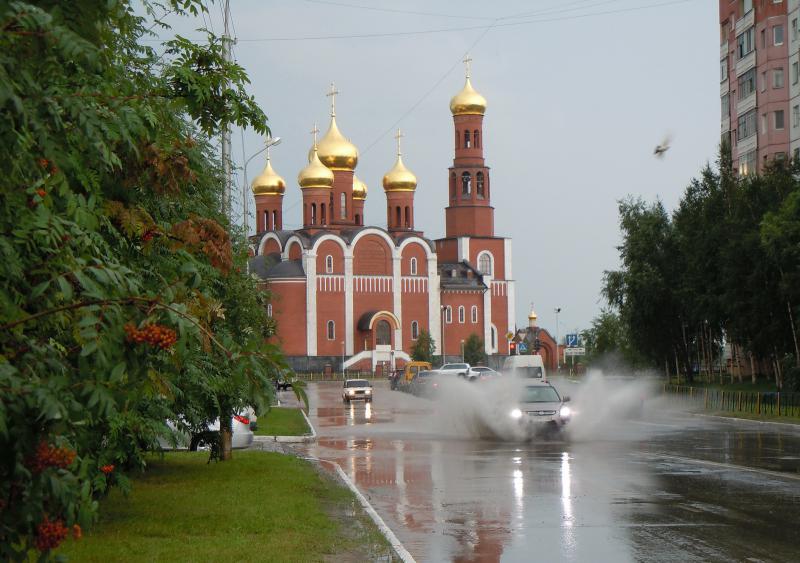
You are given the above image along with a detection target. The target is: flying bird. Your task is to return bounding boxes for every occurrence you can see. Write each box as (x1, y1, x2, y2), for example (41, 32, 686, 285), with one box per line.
(653, 134, 672, 158)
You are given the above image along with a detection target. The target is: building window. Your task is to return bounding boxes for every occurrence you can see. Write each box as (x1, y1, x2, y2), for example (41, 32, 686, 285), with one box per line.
(267, 304, 273, 317)
(738, 68, 756, 99)
(321, 203, 327, 225)
(792, 18, 797, 41)
(325, 255, 333, 273)
(464, 130, 471, 148)
(410, 257, 417, 275)
(794, 62, 799, 85)
(720, 57, 728, 82)
(794, 147, 799, 161)
(761, 70, 767, 92)
(761, 28, 766, 49)
(774, 68, 784, 89)
(737, 109, 757, 141)
(776, 109, 785, 130)
(355, 213, 361, 225)
(340, 193, 346, 218)
(474, 130, 480, 148)
(327, 320, 335, 340)
(721, 93, 730, 119)
(737, 26, 754, 59)
(445, 306, 452, 324)
(774, 25, 784, 46)
(450, 173, 456, 199)
(272, 210, 278, 229)
(776, 152, 787, 161)
(762, 112, 768, 135)
(740, 0, 753, 15)
(404, 206, 410, 228)
(478, 252, 493, 276)
(411, 321, 419, 340)
(471, 306, 478, 324)
(375, 320, 391, 345)
(738, 149, 757, 175)
(793, 105, 799, 128)
(396, 206, 401, 226)
(476, 172, 485, 198)
(311, 203, 317, 225)
(461, 172, 471, 197)
(458, 306, 465, 324)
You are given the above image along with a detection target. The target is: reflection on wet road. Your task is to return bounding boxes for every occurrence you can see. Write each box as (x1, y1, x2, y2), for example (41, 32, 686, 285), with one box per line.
(300, 380, 800, 562)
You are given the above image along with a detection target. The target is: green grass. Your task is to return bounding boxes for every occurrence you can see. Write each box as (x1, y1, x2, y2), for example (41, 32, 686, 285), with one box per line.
(254, 407, 310, 436)
(667, 378, 780, 392)
(709, 411, 800, 424)
(56, 451, 391, 562)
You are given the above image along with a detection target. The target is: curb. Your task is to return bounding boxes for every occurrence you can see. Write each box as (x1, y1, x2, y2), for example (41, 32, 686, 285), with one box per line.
(689, 412, 800, 431)
(252, 408, 318, 444)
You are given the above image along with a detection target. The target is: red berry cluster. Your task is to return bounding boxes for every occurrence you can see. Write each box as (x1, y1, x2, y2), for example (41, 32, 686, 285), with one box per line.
(27, 441, 76, 474)
(72, 524, 82, 540)
(100, 464, 115, 474)
(141, 230, 155, 242)
(124, 323, 177, 350)
(35, 517, 69, 552)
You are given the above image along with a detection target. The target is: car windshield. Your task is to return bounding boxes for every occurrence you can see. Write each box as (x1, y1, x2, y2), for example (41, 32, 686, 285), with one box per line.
(521, 386, 561, 403)
(417, 371, 435, 378)
(345, 380, 370, 388)
(444, 364, 468, 370)
(509, 366, 543, 378)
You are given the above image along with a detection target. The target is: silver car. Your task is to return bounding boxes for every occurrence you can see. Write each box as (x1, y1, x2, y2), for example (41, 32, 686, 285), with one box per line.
(509, 382, 572, 435)
(342, 379, 373, 403)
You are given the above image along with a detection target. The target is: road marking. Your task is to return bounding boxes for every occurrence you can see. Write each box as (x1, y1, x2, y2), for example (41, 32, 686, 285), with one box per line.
(638, 452, 800, 482)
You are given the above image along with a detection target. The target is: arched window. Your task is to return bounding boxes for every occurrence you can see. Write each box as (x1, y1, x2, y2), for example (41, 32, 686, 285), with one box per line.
(321, 203, 326, 225)
(445, 306, 453, 324)
(325, 255, 333, 273)
(404, 206, 410, 227)
(461, 172, 471, 197)
(476, 172, 485, 198)
(450, 173, 456, 199)
(375, 320, 391, 345)
(267, 304, 273, 318)
(455, 130, 460, 149)
(491, 325, 497, 350)
(327, 320, 335, 340)
(410, 257, 417, 275)
(474, 130, 480, 148)
(272, 210, 278, 230)
(464, 130, 471, 148)
(311, 203, 317, 225)
(471, 305, 478, 323)
(340, 193, 347, 218)
(395, 206, 401, 227)
(458, 306, 465, 323)
(411, 321, 419, 340)
(264, 210, 269, 231)
(478, 252, 493, 276)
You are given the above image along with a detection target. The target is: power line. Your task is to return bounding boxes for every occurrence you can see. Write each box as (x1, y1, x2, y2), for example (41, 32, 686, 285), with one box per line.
(302, 0, 495, 21)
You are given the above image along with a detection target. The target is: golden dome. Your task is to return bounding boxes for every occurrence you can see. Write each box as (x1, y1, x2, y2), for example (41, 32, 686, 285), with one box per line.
(251, 155, 285, 196)
(352, 175, 367, 200)
(449, 77, 487, 116)
(383, 129, 417, 192)
(298, 147, 334, 189)
(528, 309, 537, 321)
(317, 115, 359, 170)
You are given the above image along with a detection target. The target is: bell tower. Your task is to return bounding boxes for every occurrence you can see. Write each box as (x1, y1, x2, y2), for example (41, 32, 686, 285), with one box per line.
(445, 57, 494, 238)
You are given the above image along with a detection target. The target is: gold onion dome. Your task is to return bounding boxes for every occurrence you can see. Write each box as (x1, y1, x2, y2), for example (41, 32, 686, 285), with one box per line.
(298, 147, 334, 189)
(528, 309, 537, 321)
(352, 175, 367, 200)
(317, 115, 359, 170)
(382, 130, 417, 192)
(251, 155, 286, 195)
(450, 77, 487, 116)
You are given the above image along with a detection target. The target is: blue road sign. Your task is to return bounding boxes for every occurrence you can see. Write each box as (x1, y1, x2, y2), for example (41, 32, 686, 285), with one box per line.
(518, 342, 528, 353)
(566, 333, 579, 347)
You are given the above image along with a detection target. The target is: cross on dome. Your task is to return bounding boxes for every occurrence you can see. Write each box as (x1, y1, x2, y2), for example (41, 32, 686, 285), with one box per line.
(463, 55, 472, 79)
(310, 123, 320, 149)
(326, 82, 339, 117)
(395, 128, 404, 156)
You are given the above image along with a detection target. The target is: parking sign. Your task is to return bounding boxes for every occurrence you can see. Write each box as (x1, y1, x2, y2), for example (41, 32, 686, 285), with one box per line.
(566, 333, 579, 347)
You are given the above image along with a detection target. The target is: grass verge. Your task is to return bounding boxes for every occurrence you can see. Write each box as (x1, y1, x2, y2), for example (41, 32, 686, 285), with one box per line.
(254, 407, 310, 436)
(56, 451, 393, 562)
(709, 411, 800, 425)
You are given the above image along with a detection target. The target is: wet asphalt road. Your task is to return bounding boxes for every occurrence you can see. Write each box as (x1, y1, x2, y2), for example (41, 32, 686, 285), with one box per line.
(297, 379, 800, 563)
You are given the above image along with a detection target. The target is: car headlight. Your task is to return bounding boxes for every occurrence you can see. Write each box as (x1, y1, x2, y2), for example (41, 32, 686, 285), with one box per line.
(559, 406, 571, 418)
(510, 408, 522, 419)
(348, 389, 355, 395)
(365, 388, 372, 394)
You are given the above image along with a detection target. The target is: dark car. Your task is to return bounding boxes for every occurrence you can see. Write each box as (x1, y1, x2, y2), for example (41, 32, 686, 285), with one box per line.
(273, 371, 294, 391)
(410, 370, 440, 398)
(508, 382, 572, 436)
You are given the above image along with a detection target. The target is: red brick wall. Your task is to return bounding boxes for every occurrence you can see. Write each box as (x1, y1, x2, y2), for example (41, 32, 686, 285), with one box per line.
(316, 240, 345, 274)
(440, 291, 485, 358)
(268, 280, 307, 355)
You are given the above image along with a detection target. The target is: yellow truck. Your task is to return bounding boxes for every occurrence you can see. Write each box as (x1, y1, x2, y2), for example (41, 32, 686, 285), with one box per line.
(390, 361, 432, 390)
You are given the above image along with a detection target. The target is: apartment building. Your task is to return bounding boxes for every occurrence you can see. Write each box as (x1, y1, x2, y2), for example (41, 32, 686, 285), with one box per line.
(720, 0, 790, 174)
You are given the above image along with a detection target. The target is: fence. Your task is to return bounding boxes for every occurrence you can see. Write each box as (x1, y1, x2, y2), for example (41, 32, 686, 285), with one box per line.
(662, 384, 800, 418)
(293, 370, 387, 382)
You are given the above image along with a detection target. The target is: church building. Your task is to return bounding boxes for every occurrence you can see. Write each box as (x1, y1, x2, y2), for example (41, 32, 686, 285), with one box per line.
(249, 66, 516, 372)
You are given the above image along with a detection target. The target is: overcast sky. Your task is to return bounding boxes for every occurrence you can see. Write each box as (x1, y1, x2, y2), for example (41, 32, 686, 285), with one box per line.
(157, 0, 719, 339)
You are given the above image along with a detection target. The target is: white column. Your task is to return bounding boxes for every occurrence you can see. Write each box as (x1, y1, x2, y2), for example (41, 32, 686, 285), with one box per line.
(507, 280, 516, 336)
(305, 251, 318, 356)
(504, 238, 513, 279)
(392, 254, 402, 348)
(344, 251, 354, 356)
(483, 276, 493, 355)
(458, 237, 470, 262)
(428, 255, 442, 355)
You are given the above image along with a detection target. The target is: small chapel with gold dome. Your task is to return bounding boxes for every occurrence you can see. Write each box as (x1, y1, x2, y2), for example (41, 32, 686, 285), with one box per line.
(249, 63, 516, 372)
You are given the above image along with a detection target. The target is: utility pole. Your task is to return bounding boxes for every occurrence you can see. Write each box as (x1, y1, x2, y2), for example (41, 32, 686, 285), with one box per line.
(221, 0, 233, 220)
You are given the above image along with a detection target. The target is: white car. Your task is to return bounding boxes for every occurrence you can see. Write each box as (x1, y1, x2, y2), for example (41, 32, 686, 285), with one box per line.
(437, 363, 475, 379)
(342, 379, 373, 403)
(472, 366, 500, 381)
(159, 412, 254, 450)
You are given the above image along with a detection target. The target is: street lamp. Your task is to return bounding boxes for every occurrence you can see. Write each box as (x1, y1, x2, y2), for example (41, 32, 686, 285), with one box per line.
(554, 307, 562, 372)
(440, 304, 446, 366)
(461, 339, 465, 362)
(242, 136, 282, 235)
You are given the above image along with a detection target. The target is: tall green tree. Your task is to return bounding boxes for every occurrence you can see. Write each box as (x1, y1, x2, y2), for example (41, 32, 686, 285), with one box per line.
(410, 329, 435, 364)
(463, 334, 487, 366)
(0, 1, 282, 558)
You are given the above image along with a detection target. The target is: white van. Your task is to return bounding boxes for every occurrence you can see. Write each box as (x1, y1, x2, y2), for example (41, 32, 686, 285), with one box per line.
(502, 355, 546, 380)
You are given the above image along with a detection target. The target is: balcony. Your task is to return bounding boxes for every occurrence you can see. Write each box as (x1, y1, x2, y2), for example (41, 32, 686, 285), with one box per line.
(736, 133, 757, 157)
(722, 117, 731, 133)
(720, 78, 729, 97)
(737, 91, 756, 115)
(736, 50, 756, 77)
(735, 9, 754, 36)
(721, 40, 729, 59)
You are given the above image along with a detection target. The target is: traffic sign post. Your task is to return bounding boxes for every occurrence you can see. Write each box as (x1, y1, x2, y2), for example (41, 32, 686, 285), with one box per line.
(565, 334, 579, 347)
(564, 347, 585, 356)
